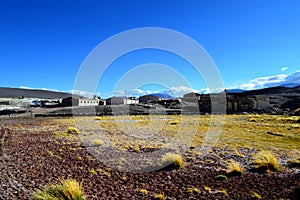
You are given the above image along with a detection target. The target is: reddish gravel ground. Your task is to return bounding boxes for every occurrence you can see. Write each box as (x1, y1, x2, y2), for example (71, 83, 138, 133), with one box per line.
(0, 117, 300, 200)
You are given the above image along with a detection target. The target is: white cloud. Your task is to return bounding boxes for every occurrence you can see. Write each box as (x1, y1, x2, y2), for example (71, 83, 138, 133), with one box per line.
(69, 90, 100, 98)
(18, 86, 101, 98)
(111, 86, 200, 98)
(113, 89, 162, 97)
(110, 86, 228, 98)
(169, 86, 199, 97)
(20, 86, 32, 89)
(238, 70, 300, 90)
(238, 83, 257, 91)
(17, 85, 201, 98)
(198, 87, 225, 94)
(17, 70, 300, 99)
(20, 86, 61, 92)
(281, 67, 288, 72)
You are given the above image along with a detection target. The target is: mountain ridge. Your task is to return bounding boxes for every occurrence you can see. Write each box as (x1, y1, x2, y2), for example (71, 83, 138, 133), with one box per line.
(1, 85, 300, 99)
(0, 87, 81, 99)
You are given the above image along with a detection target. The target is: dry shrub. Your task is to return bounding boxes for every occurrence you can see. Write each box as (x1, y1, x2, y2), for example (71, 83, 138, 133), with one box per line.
(226, 160, 245, 176)
(161, 153, 183, 170)
(252, 151, 280, 172)
(31, 179, 85, 200)
(67, 127, 79, 134)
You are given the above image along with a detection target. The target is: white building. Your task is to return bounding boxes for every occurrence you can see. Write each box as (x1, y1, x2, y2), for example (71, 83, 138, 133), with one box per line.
(78, 98, 100, 106)
(123, 97, 138, 105)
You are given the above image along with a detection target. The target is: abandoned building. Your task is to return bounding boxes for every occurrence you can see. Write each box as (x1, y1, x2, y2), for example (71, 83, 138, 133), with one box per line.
(156, 99, 181, 109)
(138, 95, 160, 104)
(105, 96, 124, 105)
(226, 94, 255, 113)
(182, 92, 201, 102)
(61, 96, 102, 107)
(181, 91, 281, 113)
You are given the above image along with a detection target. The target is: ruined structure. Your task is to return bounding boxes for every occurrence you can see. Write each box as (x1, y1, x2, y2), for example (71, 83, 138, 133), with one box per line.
(138, 95, 160, 104)
(61, 96, 101, 107)
(181, 87, 300, 114)
(106, 97, 124, 105)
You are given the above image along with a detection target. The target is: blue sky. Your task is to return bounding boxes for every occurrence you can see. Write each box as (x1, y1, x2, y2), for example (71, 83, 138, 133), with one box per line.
(1, 0, 300, 98)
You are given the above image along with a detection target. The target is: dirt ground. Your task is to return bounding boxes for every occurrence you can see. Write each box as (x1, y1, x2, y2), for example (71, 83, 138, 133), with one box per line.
(0, 116, 300, 199)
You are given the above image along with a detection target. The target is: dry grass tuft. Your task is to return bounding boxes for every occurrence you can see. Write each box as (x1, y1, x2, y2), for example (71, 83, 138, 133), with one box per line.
(252, 151, 280, 172)
(139, 189, 148, 195)
(93, 139, 103, 146)
(226, 160, 245, 176)
(88, 168, 97, 175)
(46, 150, 54, 157)
(216, 189, 228, 195)
(67, 127, 79, 134)
(161, 153, 183, 170)
(154, 193, 166, 200)
(252, 191, 262, 199)
(31, 179, 85, 200)
(186, 187, 201, 194)
(203, 186, 212, 193)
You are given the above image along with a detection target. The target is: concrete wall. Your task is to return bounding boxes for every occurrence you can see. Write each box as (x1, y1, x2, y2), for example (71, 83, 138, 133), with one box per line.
(106, 97, 124, 105)
(139, 95, 159, 104)
(255, 95, 270, 110)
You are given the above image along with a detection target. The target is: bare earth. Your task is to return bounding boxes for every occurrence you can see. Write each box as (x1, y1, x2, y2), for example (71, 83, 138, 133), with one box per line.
(0, 116, 299, 200)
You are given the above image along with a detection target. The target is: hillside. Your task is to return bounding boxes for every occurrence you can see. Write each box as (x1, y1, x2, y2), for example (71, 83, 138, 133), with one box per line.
(0, 87, 81, 99)
(244, 86, 300, 95)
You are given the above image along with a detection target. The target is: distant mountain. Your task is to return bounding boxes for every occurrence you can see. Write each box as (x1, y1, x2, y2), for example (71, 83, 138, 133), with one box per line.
(226, 89, 245, 93)
(150, 92, 175, 99)
(0, 87, 81, 99)
(279, 83, 300, 88)
(243, 86, 300, 95)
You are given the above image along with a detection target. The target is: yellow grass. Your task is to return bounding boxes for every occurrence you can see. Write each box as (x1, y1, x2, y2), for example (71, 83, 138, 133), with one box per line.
(93, 139, 103, 146)
(62, 179, 84, 199)
(139, 188, 149, 195)
(161, 153, 183, 169)
(187, 187, 201, 194)
(31, 179, 85, 200)
(252, 150, 280, 172)
(226, 160, 245, 176)
(252, 191, 262, 199)
(203, 186, 212, 193)
(5, 114, 298, 173)
(67, 127, 79, 134)
(40, 114, 298, 156)
(154, 193, 166, 200)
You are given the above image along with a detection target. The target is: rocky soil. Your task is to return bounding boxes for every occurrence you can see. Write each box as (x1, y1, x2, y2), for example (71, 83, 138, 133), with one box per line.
(0, 117, 299, 200)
